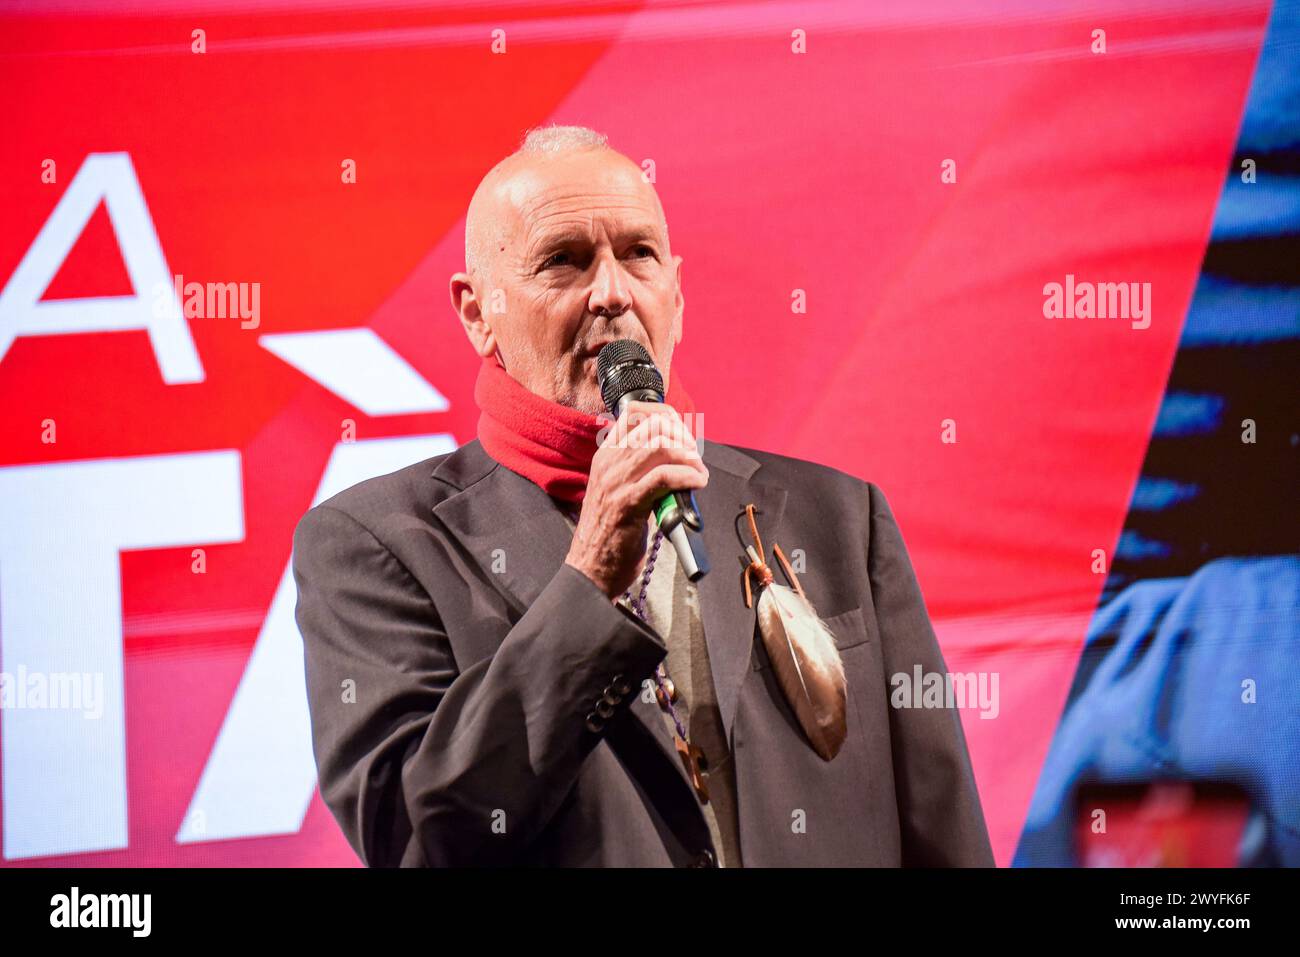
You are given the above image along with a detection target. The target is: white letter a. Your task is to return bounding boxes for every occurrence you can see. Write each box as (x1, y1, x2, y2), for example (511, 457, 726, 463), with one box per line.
(0, 152, 202, 383)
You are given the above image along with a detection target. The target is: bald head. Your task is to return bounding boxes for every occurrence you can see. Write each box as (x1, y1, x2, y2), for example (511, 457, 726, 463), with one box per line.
(464, 125, 669, 279)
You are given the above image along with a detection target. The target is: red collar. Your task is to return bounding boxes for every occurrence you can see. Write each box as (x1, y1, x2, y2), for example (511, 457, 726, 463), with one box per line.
(474, 354, 696, 503)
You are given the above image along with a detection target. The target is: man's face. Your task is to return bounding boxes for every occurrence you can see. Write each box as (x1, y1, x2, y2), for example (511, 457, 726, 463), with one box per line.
(452, 148, 683, 417)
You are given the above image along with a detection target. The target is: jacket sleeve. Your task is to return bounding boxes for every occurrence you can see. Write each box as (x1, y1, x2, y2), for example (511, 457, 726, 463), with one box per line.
(865, 481, 995, 867)
(292, 502, 669, 867)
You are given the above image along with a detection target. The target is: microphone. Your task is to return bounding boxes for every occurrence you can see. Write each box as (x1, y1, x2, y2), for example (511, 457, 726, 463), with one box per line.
(596, 340, 711, 581)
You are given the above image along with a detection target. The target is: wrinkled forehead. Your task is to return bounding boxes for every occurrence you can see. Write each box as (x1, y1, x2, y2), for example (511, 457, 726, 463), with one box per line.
(489, 151, 669, 250)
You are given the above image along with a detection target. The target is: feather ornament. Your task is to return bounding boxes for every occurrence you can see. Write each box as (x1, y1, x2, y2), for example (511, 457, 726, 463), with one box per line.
(741, 506, 848, 761)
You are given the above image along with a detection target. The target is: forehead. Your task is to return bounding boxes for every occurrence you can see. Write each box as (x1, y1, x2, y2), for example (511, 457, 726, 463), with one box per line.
(496, 151, 667, 242)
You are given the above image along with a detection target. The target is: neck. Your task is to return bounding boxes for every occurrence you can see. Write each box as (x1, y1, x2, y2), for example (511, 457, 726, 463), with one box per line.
(473, 354, 696, 503)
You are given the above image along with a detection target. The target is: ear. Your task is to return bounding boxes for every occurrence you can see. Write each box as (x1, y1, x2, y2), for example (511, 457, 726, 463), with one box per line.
(671, 254, 684, 346)
(450, 272, 497, 359)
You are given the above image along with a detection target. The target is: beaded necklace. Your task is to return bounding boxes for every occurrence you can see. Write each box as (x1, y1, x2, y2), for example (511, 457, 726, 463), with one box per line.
(564, 505, 711, 803)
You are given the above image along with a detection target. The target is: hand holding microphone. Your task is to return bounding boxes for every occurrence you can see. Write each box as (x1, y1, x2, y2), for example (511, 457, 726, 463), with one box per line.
(563, 340, 712, 601)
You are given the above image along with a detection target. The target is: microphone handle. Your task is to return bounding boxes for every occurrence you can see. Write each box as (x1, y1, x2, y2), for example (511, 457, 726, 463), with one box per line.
(614, 390, 711, 581)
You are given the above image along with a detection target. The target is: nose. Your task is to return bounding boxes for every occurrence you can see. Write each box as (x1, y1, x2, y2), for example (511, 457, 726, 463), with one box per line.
(587, 250, 632, 319)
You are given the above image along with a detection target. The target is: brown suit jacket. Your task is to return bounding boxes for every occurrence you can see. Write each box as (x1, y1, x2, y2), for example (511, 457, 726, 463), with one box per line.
(292, 437, 994, 867)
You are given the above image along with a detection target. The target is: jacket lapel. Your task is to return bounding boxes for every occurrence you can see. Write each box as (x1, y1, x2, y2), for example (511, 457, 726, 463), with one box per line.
(691, 442, 787, 747)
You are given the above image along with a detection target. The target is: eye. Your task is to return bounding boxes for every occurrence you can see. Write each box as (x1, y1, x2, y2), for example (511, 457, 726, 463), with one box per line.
(542, 251, 572, 269)
(628, 244, 657, 260)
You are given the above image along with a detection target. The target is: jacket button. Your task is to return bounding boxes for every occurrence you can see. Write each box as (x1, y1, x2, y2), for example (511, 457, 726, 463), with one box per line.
(584, 711, 605, 733)
(611, 674, 633, 696)
(601, 687, 623, 707)
(691, 848, 717, 868)
(594, 697, 616, 718)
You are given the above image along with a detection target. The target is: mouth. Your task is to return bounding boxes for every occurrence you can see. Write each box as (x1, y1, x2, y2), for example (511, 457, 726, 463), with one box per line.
(580, 338, 621, 359)
(580, 336, 654, 364)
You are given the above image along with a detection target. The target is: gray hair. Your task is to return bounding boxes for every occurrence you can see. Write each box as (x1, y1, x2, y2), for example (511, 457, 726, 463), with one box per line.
(519, 124, 609, 154)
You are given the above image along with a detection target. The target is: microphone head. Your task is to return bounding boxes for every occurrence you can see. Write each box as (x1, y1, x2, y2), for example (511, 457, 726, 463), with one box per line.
(596, 339, 664, 414)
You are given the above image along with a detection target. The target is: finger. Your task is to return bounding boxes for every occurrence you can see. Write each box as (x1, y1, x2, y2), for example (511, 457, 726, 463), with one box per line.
(620, 401, 685, 437)
(624, 408, 694, 453)
(600, 401, 693, 457)
(632, 463, 709, 507)
(597, 401, 672, 450)
(628, 434, 706, 483)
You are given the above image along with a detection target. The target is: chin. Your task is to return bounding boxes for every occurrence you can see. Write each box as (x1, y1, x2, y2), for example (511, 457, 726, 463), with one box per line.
(557, 380, 604, 418)
(573, 369, 606, 416)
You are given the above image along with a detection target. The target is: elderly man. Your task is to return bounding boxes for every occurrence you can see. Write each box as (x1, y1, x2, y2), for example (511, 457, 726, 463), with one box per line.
(292, 125, 993, 868)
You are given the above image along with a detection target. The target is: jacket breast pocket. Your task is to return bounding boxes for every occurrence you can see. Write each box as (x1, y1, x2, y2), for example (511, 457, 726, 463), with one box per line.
(821, 604, 871, 651)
